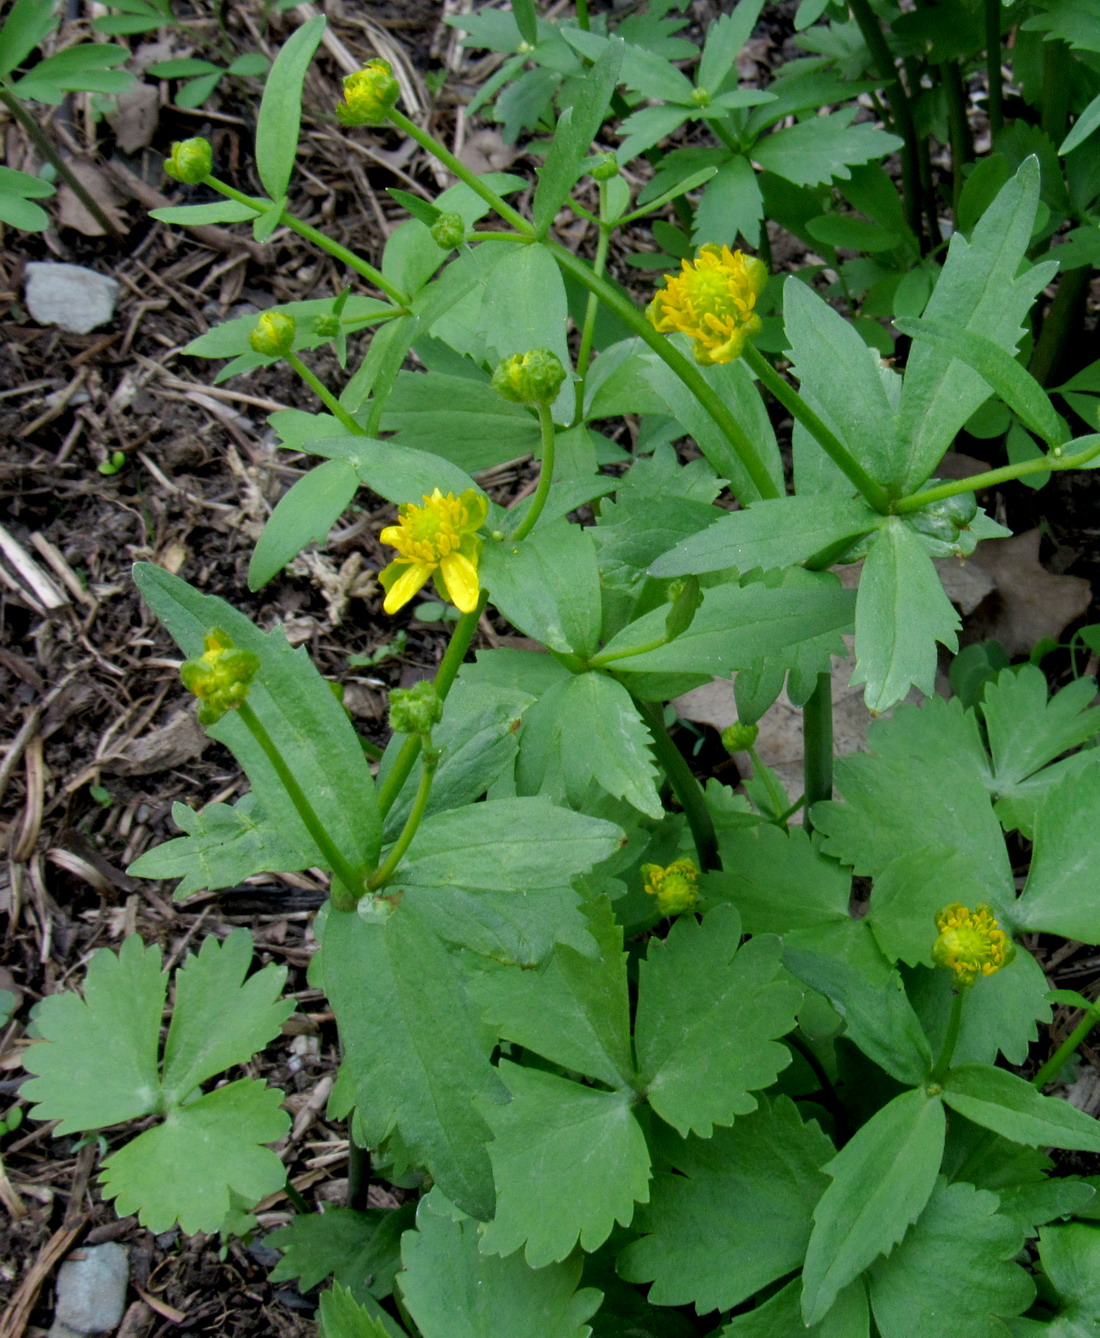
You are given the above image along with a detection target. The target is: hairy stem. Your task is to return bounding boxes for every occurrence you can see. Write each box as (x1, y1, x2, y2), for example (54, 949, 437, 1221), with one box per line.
(285, 350, 365, 435)
(929, 987, 968, 1084)
(801, 672, 834, 834)
(984, 0, 1004, 139)
(893, 437, 1100, 513)
(369, 744, 439, 888)
(511, 404, 557, 542)
(1031, 1008, 1100, 1090)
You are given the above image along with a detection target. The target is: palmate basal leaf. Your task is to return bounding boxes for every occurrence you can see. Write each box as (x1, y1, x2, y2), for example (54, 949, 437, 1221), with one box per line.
(99, 1079, 288, 1235)
(23, 931, 292, 1233)
(634, 906, 802, 1137)
(478, 1062, 651, 1265)
(398, 1190, 602, 1338)
(617, 1097, 833, 1314)
(868, 1180, 1034, 1338)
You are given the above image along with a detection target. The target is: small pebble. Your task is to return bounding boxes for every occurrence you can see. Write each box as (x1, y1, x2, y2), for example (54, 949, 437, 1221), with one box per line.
(49, 1241, 129, 1337)
(24, 262, 120, 335)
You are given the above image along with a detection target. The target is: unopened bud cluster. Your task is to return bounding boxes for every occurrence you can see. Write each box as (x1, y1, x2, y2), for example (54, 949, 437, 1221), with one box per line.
(642, 858, 700, 916)
(250, 311, 296, 357)
(180, 629, 259, 726)
(389, 680, 443, 736)
(336, 60, 400, 126)
(492, 349, 567, 407)
(165, 137, 212, 185)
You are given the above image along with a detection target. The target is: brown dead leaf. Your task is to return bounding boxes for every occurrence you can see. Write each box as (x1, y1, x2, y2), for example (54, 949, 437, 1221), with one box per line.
(459, 128, 517, 176)
(106, 83, 161, 153)
(103, 710, 208, 776)
(57, 161, 128, 237)
(965, 528, 1092, 655)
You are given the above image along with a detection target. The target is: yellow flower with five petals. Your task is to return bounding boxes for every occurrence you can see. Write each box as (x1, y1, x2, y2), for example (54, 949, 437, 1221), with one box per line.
(378, 488, 487, 615)
(647, 244, 767, 365)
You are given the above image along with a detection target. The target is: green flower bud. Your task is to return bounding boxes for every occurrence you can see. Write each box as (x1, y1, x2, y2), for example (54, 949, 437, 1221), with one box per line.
(691, 86, 711, 107)
(491, 349, 567, 407)
(590, 153, 619, 181)
(313, 314, 341, 339)
(180, 628, 260, 726)
(910, 484, 979, 542)
(430, 211, 466, 251)
(336, 60, 400, 126)
(249, 311, 296, 358)
(388, 679, 443, 736)
(165, 137, 213, 185)
(642, 858, 700, 916)
(721, 721, 759, 753)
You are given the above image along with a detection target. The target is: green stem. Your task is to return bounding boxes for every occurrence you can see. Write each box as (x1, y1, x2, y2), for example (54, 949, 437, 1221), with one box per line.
(238, 701, 365, 898)
(847, 0, 926, 250)
(387, 107, 534, 236)
(893, 436, 1100, 512)
(369, 744, 438, 888)
(573, 184, 612, 426)
(0, 84, 123, 239)
(346, 1141, 371, 1212)
(1029, 267, 1090, 389)
(742, 344, 893, 512)
(634, 697, 720, 872)
(1040, 38, 1070, 145)
(588, 636, 671, 668)
(376, 595, 487, 818)
(801, 672, 834, 835)
(284, 1179, 311, 1215)
(984, 0, 1004, 139)
(1032, 1008, 1100, 1089)
(285, 350, 365, 434)
(511, 404, 557, 542)
(929, 987, 968, 1084)
(941, 61, 972, 217)
(205, 176, 408, 305)
(547, 240, 781, 502)
(576, 0, 590, 29)
(747, 746, 790, 822)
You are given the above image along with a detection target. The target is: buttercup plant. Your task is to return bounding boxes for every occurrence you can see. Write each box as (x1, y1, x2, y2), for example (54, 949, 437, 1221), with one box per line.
(20, 5, 1100, 1336)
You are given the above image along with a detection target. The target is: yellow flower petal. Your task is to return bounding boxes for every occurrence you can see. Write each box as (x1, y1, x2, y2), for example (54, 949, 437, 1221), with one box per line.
(381, 561, 431, 614)
(438, 551, 481, 613)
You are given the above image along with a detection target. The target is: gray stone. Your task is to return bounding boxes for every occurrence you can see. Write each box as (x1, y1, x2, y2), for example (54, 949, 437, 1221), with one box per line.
(49, 1242, 129, 1336)
(24, 262, 119, 334)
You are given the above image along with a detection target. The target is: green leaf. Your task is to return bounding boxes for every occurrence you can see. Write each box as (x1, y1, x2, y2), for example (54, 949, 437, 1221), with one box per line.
(538, 673, 664, 819)
(479, 1061, 651, 1265)
(380, 372, 541, 472)
(896, 159, 1055, 492)
(641, 344, 785, 503)
(399, 798, 621, 891)
(254, 14, 325, 201)
(719, 1277, 869, 1337)
(943, 1066, 1100, 1153)
(317, 1282, 399, 1338)
(692, 154, 764, 249)
(10, 43, 133, 101)
(533, 38, 623, 235)
(249, 458, 359, 588)
(807, 213, 901, 252)
(473, 897, 634, 1090)
(150, 201, 258, 225)
(650, 493, 881, 577)
(868, 1180, 1034, 1338)
(618, 1097, 833, 1313)
(699, 3, 766, 93)
(22, 935, 165, 1132)
(597, 576, 855, 676)
(99, 1079, 288, 1234)
(398, 1190, 602, 1338)
(128, 795, 313, 900)
(784, 277, 903, 490)
(783, 921, 933, 1086)
(1015, 767, 1100, 942)
(228, 51, 269, 77)
(813, 696, 1012, 905)
(0, 186, 50, 230)
(616, 104, 693, 163)
(0, 0, 56, 78)
(322, 905, 505, 1220)
(852, 518, 960, 713)
(754, 108, 902, 188)
(132, 564, 381, 881)
(269, 1205, 414, 1298)
(635, 908, 801, 1136)
(866, 848, 976, 966)
(480, 520, 602, 657)
(896, 316, 1067, 450)
(1035, 1223, 1100, 1335)
(296, 432, 480, 508)
(801, 1089, 946, 1325)
(160, 929, 292, 1104)
(715, 823, 852, 935)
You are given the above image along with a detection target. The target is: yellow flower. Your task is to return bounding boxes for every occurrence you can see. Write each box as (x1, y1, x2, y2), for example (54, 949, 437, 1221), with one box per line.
(647, 244, 768, 365)
(642, 858, 700, 916)
(336, 60, 400, 126)
(379, 488, 487, 615)
(180, 628, 259, 726)
(932, 903, 1015, 988)
(249, 311, 296, 358)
